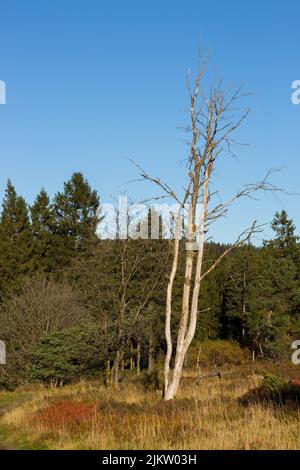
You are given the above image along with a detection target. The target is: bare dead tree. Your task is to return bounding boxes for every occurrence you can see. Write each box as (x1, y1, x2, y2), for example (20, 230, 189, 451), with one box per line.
(133, 50, 285, 401)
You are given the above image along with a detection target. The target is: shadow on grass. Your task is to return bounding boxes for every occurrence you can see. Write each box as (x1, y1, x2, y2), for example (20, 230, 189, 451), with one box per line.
(239, 383, 300, 409)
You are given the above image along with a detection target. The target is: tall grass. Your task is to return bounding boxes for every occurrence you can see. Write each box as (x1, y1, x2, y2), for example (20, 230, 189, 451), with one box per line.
(1, 367, 300, 450)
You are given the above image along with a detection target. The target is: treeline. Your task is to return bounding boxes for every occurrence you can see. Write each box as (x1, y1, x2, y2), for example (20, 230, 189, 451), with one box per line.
(0, 172, 299, 388)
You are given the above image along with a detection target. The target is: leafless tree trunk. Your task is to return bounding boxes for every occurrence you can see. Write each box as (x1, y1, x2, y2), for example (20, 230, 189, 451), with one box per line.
(130, 341, 134, 370)
(137, 339, 141, 375)
(242, 265, 246, 339)
(148, 336, 154, 371)
(112, 349, 121, 386)
(134, 50, 284, 400)
(105, 359, 111, 386)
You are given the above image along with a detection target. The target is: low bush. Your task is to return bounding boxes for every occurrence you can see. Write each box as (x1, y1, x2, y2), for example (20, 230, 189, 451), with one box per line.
(31, 400, 97, 431)
(188, 340, 248, 368)
(29, 322, 107, 386)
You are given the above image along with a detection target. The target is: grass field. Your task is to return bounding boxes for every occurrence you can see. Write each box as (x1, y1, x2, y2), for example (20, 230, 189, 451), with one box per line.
(1, 364, 300, 450)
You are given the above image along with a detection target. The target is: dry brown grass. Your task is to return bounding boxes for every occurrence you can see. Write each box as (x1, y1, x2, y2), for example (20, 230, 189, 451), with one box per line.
(1, 366, 300, 450)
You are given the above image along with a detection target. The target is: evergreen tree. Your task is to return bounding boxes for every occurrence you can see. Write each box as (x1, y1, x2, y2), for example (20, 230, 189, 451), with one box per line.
(30, 189, 58, 272)
(29, 322, 106, 386)
(53, 172, 99, 260)
(264, 210, 299, 259)
(222, 245, 257, 344)
(246, 250, 296, 359)
(263, 210, 300, 339)
(0, 180, 32, 297)
(197, 243, 231, 340)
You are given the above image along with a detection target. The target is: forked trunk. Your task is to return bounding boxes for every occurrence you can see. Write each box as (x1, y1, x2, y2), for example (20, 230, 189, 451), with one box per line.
(164, 201, 207, 400)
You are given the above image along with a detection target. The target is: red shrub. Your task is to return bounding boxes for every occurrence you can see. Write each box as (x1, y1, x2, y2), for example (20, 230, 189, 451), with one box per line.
(32, 400, 96, 430)
(290, 378, 300, 387)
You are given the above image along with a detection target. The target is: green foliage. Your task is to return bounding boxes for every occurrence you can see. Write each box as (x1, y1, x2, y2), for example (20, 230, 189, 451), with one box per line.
(189, 340, 247, 367)
(197, 243, 231, 340)
(0, 180, 32, 298)
(223, 211, 300, 359)
(1, 168, 300, 391)
(29, 322, 106, 385)
(30, 189, 59, 272)
(261, 371, 284, 393)
(0, 275, 87, 388)
(54, 172, 99, 256)
(222, 245, 257, 342)
(245, 250, 295, 359)
(265, 210, 299, 252)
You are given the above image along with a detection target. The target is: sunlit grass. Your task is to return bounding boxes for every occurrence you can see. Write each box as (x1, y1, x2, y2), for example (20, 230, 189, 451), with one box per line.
(1, 366, 300, 450)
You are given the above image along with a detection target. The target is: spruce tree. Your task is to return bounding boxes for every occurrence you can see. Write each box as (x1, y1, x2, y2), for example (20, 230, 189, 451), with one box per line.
(30, 189, 58, 272)
(53, 172, 99, 258)
(222, 245, 257, 344)
(0, 180, 32, 297)
(263, 210, 300, 340)
(264, 210, 299, 261)
(246, 250, 296, 359)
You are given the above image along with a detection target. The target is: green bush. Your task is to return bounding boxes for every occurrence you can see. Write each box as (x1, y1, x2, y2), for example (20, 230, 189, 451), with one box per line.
(261, 371, 284, 393)
(29, 322, 106, 386)
(188, 340, 248, 368)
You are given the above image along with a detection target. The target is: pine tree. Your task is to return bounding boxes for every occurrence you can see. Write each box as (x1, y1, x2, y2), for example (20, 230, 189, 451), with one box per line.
(246, 250, 296, 359)
(30, 189, 59, 272)
(53, 172, 99, 259)
(263, 210, 300, 341)
(222, 245, 257, 344)
(264, 210, 299, 259)
(0, 180, 32, 297)
(197, 243, 231, 341)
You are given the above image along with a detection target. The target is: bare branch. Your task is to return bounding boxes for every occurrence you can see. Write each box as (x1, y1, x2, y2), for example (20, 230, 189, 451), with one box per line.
(128, 158, 183, 205)
(200, 221, 265, 282)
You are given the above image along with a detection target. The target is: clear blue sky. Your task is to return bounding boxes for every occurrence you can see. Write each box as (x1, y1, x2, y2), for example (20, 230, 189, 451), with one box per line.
(0, 0, 300, 243)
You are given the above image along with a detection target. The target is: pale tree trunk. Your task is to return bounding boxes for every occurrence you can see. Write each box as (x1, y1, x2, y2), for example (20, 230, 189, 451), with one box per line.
(164, 191, 208, 400)
(137, 339, 141, 375)
(112, 350, 120, 386)
(184, 352, 189, 368)
(130, 341, 135, 370)
(135, 50, 276, 401)
(197, 345, 202, 378)
(164, 216, 181, 397)
(148, 336, 154, 371)
(105, 359, 111, 386)
(242, 261, 246, 340)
